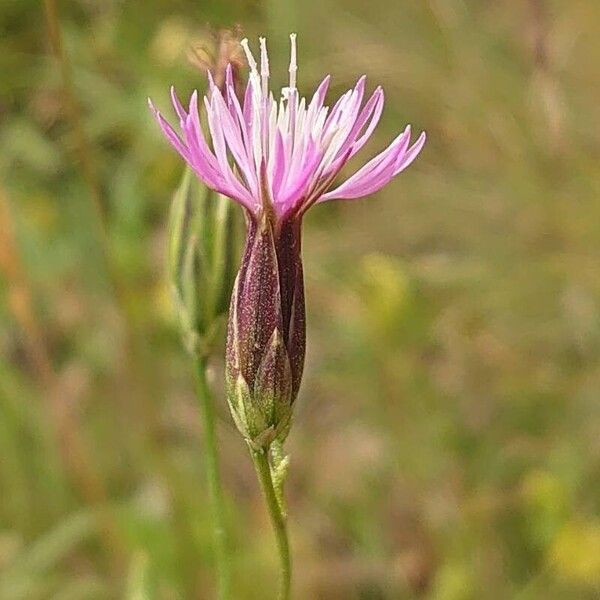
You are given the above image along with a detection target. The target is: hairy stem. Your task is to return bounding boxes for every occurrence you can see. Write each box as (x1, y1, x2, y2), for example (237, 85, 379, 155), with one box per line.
(251, 449, 291, 600)
(193, 357, 231, 599)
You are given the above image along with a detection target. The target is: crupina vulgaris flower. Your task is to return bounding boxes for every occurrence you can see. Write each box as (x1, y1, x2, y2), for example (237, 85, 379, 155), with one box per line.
(151, 34, 426, 448)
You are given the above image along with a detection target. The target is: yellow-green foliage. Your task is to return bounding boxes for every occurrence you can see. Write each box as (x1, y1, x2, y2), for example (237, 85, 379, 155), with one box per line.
(1, 0, 599, 598)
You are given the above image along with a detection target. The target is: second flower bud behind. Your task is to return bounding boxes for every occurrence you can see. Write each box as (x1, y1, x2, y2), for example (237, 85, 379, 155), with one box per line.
(168, 167, 238, 357)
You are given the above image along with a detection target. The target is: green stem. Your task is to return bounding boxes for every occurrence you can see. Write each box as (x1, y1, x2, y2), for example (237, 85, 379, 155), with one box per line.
(251, 449, 291, 600)
(193, 357, 231, 600)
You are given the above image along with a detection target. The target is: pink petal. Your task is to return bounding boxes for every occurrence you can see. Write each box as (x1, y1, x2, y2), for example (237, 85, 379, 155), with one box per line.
(211, 88, 257, 193)
(149, 100, 191, 162)
(278, 140, 322, 209)
(319, 127, 413, 201)
(184, 92, 222, 178)
(170, 87, 188, 124)
(308, 75, 331, 114)
(270, 130, 287, 200)
(346, 87, 385, 157)
(203, 94, 255, 208)
(393, 132, 427, 175)
(323, 87, 384, 177)
(243, 80, 253, 126)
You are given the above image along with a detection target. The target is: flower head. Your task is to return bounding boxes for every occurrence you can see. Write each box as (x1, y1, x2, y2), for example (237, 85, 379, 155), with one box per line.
(151, 34, 425, 448)
(150, 34, 425, 223)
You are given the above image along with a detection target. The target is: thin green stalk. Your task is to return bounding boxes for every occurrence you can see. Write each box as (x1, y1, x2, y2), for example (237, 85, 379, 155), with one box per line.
(193, 357, 231, 600)
(251, 449, 291, 600)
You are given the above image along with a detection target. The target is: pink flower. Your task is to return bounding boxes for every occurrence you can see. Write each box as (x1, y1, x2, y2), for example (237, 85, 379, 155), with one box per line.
(149, 34, 425, 222)
(151, 35, 426, 447)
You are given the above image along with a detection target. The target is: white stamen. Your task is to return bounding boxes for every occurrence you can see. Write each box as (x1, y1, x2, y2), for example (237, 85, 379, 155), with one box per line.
(240, 38, 259, 78)
(259, 37, 269, 97)
(289, 33, 297, 90)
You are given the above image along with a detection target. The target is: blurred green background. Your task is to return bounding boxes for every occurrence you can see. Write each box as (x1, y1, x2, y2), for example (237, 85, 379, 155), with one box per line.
(1, 0, 600, 598)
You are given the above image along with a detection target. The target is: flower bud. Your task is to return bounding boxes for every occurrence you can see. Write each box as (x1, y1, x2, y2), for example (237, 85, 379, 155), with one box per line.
(188, 26, 245, 99)
(168, 167, 238, 356)
(225, 214, 305, 449)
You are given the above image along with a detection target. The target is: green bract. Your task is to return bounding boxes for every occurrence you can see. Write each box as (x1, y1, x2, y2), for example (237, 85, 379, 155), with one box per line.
(168, 167, 238, 357)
